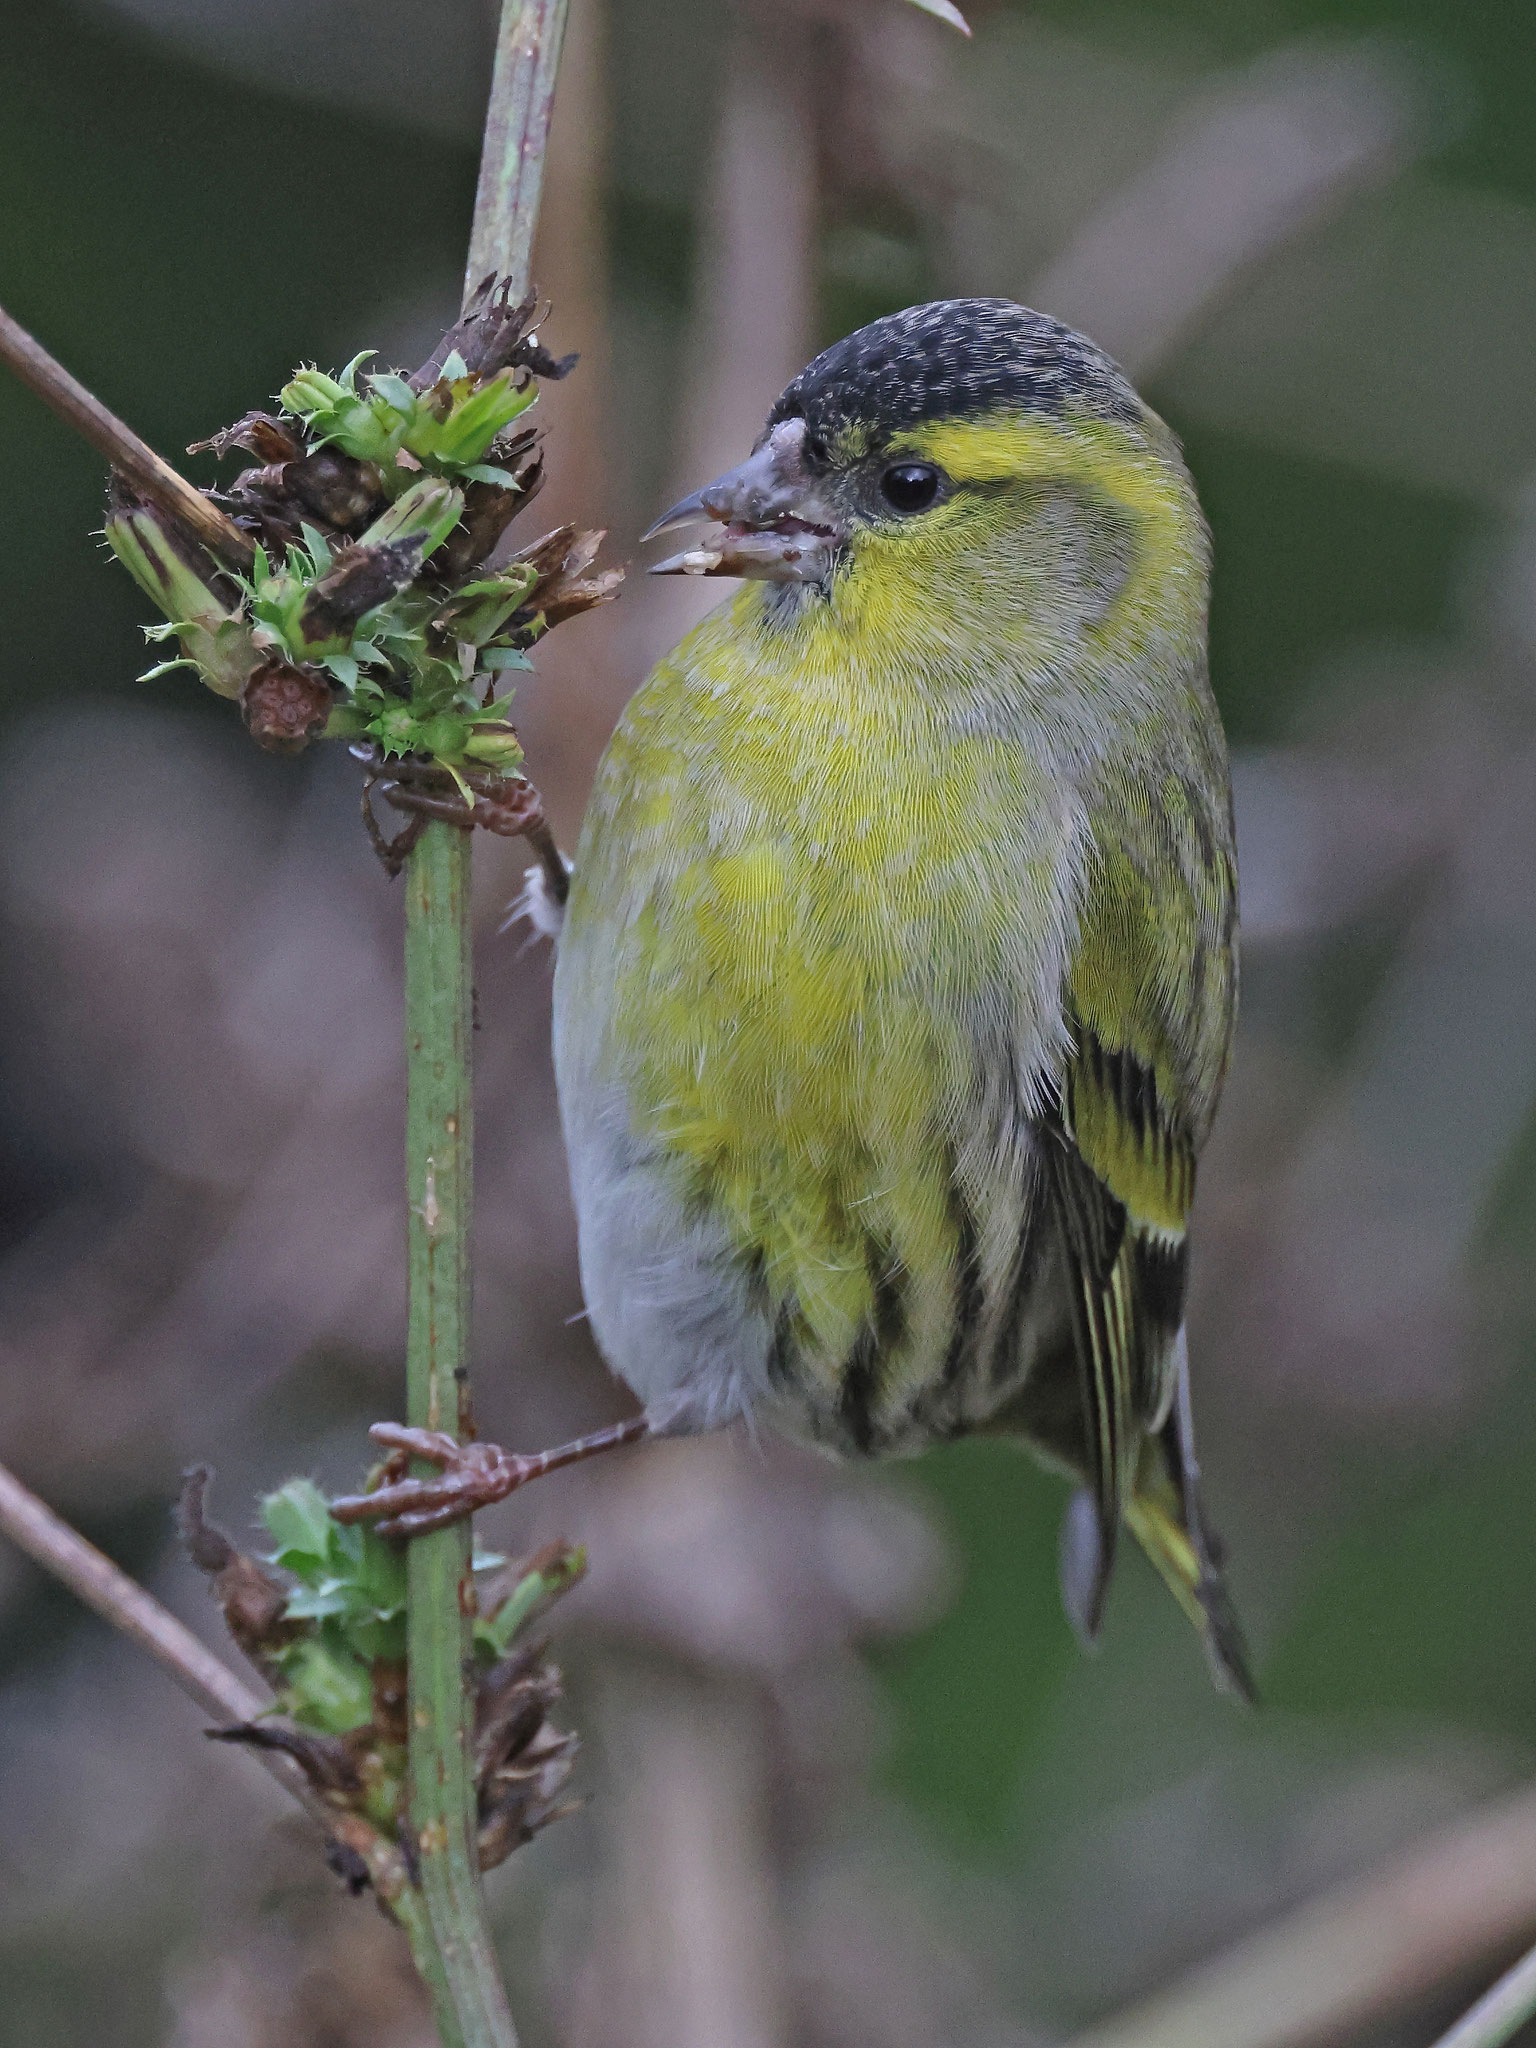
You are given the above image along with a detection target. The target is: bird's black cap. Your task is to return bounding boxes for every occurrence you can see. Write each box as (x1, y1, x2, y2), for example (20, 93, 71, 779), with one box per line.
(768, 298, 1142, 445)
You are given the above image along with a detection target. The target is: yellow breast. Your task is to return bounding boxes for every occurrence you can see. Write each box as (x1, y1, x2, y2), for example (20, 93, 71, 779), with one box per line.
(559, 584, 1071, 1392)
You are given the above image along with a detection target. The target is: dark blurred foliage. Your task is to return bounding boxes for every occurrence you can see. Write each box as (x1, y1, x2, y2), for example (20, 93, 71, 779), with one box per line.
(5, 0, 1536, 2044)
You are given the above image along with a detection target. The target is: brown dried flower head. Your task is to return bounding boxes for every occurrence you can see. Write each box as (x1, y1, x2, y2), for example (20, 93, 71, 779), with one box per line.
(242, 659, 333, 753)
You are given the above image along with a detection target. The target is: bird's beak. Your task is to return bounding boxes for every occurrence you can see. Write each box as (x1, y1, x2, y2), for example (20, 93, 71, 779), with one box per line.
(645, 417, 844, 582)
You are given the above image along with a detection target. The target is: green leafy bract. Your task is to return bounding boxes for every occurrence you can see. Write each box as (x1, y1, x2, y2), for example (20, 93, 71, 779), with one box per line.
(474, 1545, 588, 1659)
(104, 501, 262, 699)
(109, 344, 556, 791)
(278, 352, 537, 484)
(259, 1479, 407, 1730)
(256, 1479, 550, 1735)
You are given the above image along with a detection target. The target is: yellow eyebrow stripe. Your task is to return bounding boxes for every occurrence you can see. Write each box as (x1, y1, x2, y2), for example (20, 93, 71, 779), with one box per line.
(894, 410, 1203, 642)
(901, 412, 1188, 523)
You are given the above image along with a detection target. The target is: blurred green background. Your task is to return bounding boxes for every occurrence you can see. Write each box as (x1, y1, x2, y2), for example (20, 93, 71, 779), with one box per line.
(4, 0, 1536, 2043)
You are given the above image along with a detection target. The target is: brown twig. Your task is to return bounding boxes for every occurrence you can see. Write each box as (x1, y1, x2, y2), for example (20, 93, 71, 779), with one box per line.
(0, 1453, 448, 1980)
(0, 1456, 269, 1725)
(0, 1459, 388, 1865)
(0, 303, 255, 572)
(1071, 1777, 1536, 2048)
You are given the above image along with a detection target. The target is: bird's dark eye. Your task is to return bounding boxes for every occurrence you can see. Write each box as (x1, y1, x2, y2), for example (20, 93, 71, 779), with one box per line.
(879, 461, 942, 514)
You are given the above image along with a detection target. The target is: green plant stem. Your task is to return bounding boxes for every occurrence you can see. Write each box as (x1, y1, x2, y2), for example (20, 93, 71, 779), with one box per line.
(402, 3, 573, 2039)
(403, 822, 509, 2048)
(1431, 1944, 1536, 2048)
(467, 0, 571, 301)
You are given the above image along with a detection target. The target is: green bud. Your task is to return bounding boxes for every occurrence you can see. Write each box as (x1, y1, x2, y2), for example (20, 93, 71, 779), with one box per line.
(248, 560, 327, 661)
(462, 727, 524, 771)
(372, 703, 421, 754)
(359, 476, 464, 563)
(280, 356, 408, 467)
(279, 366, 351, 417)
(414, 711, 472, 760)
(406, 367, 537, 472)
(321, 399, 402, 468)
(436, 563, 539, 648)
(105, 496, 262, 701)
(368, 371, 417, 418)
(475, 1544, 587, 1658)
(276, 1637, 374, 1735)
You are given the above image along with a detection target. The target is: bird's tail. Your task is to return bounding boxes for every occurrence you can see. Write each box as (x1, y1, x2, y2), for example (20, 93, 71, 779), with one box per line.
(1060, 1330, 1256, 1701)
(1136, 1327, 1256, 1700)
(1127, 1473, 1255, 1702)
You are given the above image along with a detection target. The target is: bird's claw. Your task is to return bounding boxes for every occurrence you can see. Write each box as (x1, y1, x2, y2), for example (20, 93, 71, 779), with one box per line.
(357, 749, 558, 878)
(377, 754, 549, 840)
(330, 1424, 537, 1538)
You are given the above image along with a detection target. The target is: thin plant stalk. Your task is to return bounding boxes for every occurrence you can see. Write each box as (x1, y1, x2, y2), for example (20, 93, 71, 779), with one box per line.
(0, 305, 254, 570)
(468, 0, 572, 300)
(0, 1458, 272, 1729)
(400, 4, 574, 2036)
(0, 1458, 447, 2001)
(1430, 1945, 1536, 2048)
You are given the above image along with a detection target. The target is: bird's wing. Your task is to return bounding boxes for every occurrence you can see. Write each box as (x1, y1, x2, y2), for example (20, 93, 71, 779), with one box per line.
(1045, 759, 1237, 1615)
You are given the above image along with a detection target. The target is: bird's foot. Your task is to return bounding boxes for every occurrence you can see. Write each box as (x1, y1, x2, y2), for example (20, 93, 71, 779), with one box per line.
(374, 751, 544, 834)
(331, 1416, 650, 1538)
(357, 749, 568, 900)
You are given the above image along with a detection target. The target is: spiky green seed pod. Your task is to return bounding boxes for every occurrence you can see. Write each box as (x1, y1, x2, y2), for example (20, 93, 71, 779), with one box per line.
(275, 1637, 376, 1735)
(358, 475, 465, 560)
(279, 365, 354, 418)
(278, 355, 404, 468)
(280, 352, 538, 485)
(461, 727, 524, 772)
(413, 712, 473, 761)
(405, 366, 537, 475)
(104, 490, 262, 701)
(246, 548, 342, 661)
(372, 703, 422, 755)
(436, 564, 540, 648)
(243, 479, 464, 669)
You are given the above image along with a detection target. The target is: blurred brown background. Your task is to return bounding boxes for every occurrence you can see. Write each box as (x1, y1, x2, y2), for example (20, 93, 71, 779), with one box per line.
(3, 0, 1536, 2041)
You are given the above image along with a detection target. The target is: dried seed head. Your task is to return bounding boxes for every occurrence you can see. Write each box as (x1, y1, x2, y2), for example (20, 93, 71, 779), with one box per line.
(436, 464, 542, 581)
(473, 1649, 580, 1869)
(501, 524, 623, 644)
(188, 411, 302, 464)
(282, 448, 389, 533)
(176, 1468, 297, 1669)
(512, 522, 579, 587)
(411, 278, 577, 393)
(297, 535, 425, 648)
(541, 565, 624, 628)
(242, 659, 332, 753)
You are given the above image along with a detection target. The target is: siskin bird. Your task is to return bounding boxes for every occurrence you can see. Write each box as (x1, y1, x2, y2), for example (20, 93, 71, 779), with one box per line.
(350, 298, 1252, 1696)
